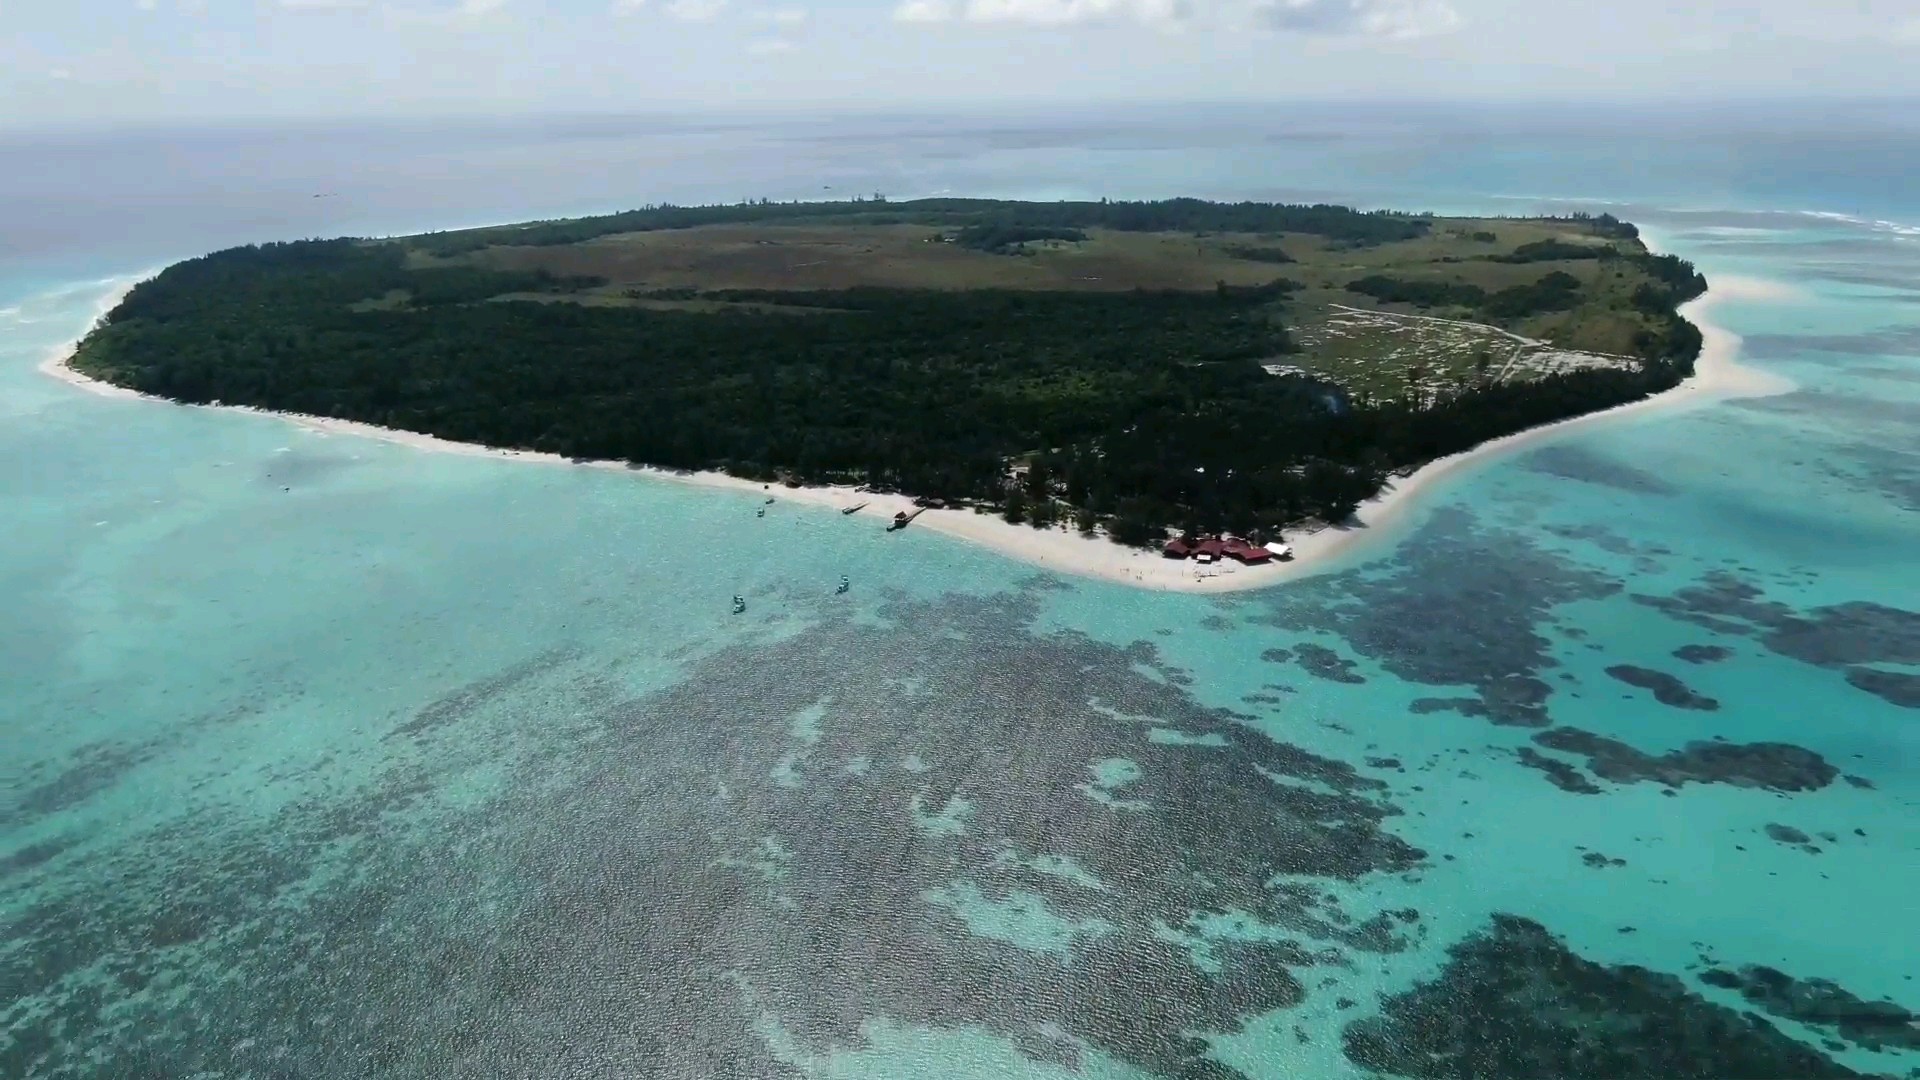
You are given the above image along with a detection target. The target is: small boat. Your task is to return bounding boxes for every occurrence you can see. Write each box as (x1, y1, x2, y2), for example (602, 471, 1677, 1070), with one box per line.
(764, 497, 776, 505)
(731, 594, 746, 614)
(841, 502, 868, 516)
(836, 576, 850, 594)
(757, 508, 766, 518)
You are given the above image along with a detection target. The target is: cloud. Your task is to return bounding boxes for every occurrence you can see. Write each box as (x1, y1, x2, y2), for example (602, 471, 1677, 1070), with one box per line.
(745, 37, 794, 54)
(135, 0, 158, 9)
(386, 0, 510, 29)
(760, 6, 806, 25)
(892, 0, 1186, 26)
(278, 0, 373, 9)
(49, 67, 75, 80)
(892, 0, 951, 22)
(664, 0, 727, 19)
(1896, 18, 1920, 44)
(1254, 0, 1458, 39)
(610, 0, 646, 13)
(888, 0, 1458, 34)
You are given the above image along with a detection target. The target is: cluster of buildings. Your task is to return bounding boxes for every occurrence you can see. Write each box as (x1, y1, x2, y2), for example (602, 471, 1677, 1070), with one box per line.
(1161, 536, 1292, 564)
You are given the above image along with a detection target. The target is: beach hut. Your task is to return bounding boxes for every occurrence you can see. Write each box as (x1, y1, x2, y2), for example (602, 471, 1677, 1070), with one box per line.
(1263, 541, 1294, 561)
(1163, 538, 1194, 560)
(1224, 539, 1272, 564)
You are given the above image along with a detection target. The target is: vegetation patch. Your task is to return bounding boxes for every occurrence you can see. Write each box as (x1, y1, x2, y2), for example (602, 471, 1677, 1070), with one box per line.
(71, 200, 1705, 545)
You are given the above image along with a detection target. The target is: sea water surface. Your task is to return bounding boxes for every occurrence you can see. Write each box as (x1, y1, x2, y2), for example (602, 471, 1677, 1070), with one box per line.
(3, 108, 1917, 1079)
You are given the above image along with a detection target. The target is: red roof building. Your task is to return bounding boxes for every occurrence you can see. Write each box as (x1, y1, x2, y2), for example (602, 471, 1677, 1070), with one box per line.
(1161, 534, 1279, 566)
(1224, 539, 1273, 563)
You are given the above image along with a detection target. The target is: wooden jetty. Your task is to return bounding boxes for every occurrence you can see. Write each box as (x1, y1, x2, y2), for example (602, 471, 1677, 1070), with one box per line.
(841, 502, 868, 515)
(886, 508, 927, 532)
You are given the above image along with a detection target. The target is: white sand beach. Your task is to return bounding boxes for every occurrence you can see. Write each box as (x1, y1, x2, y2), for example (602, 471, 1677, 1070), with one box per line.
(40, 264, 1793, 594)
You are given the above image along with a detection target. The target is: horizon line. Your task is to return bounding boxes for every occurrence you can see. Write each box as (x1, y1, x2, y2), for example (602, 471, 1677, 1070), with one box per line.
(9, 95, 1920, 140)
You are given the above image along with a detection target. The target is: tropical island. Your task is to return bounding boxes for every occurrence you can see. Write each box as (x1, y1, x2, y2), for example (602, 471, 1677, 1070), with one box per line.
(66, 197, 1706, 563)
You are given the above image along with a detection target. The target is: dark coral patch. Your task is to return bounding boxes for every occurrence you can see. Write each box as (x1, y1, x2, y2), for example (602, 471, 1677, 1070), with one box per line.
(0, 835, 79, 876)
(2, 591, 1429, 1080)
(386, 645, 584, 741)
(1515, 747, 1601, 794)
(1765, 823, 1812, 845)
(1341, 915, 1870, 1078)
(1411, 697, 1487, 719)
(1764, 823, 1824, 855)
(1521, 443, 1678, 495)
(258, 448, 361, 487)
(1532, 728, 1837, 793)
(1744, 326, 1920, 358)
(1634, 573, 1920, 709)
(1257, 507, 1619, 725)
(1673, 644, 1733, 664)
(1844, 668, 1920, 709)
(3, 742, 153, 826)
(1605, 664, 1720, 711)
(1542, 522, 1669, 574)
(1698, 964, 1920, 1054)
(1291, 643, 1367, 685)
(1764, 603, 1920, 669)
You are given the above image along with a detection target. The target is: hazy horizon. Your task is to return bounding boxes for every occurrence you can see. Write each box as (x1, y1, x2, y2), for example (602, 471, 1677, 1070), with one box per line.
(9, 94, 1920, 140)
(6, 0, 1920, 128)
(7, 102, 1919, 274)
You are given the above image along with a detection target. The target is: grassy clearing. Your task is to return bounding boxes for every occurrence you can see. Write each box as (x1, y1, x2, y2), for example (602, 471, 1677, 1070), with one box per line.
(439, 224, 1297, 294)
(402, 214, 1675, 398)
(1284, 306, 1640, 398)
(1286, 307, 1521, 399)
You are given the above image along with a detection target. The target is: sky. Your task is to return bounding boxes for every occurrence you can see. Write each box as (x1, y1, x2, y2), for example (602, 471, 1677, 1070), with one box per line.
(3, 0, 1919, 127)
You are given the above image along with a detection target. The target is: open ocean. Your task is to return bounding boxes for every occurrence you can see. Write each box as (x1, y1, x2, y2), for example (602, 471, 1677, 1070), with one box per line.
(3, 105, 1917, 1078)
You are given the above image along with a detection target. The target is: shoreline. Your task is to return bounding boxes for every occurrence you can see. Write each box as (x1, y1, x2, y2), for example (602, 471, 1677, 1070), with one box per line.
(38, 264, 1793, 595)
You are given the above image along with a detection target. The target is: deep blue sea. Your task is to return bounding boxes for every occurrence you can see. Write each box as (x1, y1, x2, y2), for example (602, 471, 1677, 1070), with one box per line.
(3, 106, 1917, 1079)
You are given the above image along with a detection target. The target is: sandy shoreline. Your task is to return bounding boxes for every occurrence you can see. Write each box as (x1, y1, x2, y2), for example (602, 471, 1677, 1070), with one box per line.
(38, 261, 1793, 594)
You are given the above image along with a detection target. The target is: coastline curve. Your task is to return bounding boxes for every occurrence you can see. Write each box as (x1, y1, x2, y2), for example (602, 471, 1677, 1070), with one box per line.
(36, 254, 1793, 596)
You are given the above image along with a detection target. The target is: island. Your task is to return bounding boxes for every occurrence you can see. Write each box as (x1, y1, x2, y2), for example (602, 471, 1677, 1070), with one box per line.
(66, 197, 1704, 563)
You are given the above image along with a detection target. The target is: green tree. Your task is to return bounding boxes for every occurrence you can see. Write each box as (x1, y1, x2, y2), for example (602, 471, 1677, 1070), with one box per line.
(1002, 486, 1028, 525)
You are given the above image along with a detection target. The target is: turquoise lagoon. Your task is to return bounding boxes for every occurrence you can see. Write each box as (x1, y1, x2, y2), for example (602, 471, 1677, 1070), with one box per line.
(2, 114, 1917, 1078)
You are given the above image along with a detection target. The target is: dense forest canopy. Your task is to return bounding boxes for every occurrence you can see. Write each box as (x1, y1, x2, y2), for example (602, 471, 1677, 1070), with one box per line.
(74, 199, 1706, 545)
(412, 196, 1433, 256)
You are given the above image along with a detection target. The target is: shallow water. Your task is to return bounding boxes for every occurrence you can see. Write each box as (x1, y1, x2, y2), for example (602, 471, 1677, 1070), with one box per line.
(3, 112, 1916, 1078)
